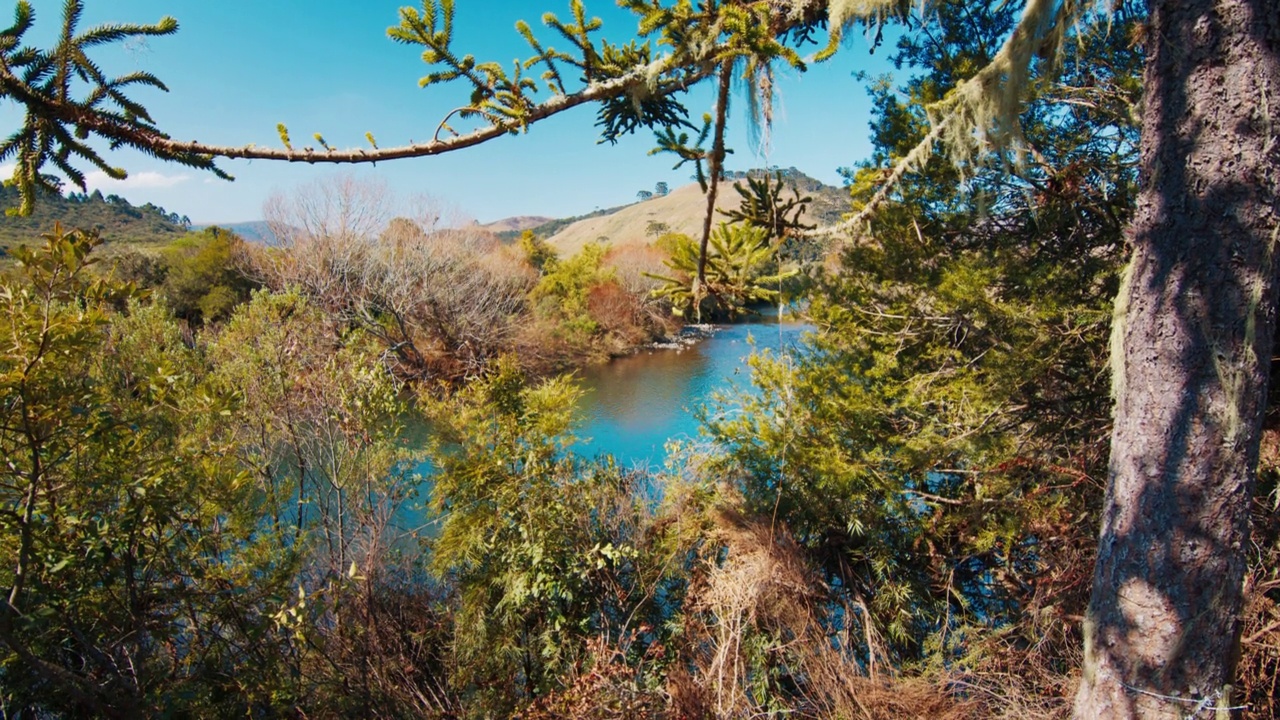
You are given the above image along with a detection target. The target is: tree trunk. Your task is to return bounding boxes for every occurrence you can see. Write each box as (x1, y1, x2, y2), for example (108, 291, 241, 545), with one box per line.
(697, 61, 733, 287)
(1073, 0, 1280, 717)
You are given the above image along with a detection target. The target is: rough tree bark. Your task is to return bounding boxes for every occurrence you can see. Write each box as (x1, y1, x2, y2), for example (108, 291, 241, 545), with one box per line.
(1073, 0, 1280, 717)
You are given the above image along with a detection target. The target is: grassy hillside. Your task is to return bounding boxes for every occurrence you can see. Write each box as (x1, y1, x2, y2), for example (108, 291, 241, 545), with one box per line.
(545, 182, 732, 255)
(0, 184, 190, 252)
(492, 203, 633, 243)
(542, 169, 849, 254)
(544, 169, 848, 255)
(478, 215, 555, 236)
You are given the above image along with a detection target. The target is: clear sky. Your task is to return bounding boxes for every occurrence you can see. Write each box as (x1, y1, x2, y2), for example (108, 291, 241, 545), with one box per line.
(2, 1, 899, 225)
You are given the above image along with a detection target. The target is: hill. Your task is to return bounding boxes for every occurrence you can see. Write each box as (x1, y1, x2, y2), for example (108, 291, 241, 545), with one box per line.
(489, 204, 633, 243)
(543, 168, 848, 255)
(193, 221, 276, 244)
(0, 184, 190, 251)
(477, 215, 554, 235)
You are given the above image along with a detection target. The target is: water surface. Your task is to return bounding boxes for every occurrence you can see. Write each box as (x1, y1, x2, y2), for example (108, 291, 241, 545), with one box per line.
(574, 319, 810, 467)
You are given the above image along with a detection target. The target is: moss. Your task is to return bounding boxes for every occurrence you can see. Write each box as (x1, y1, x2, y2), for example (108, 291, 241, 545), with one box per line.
(1109, 256, 1135, 405)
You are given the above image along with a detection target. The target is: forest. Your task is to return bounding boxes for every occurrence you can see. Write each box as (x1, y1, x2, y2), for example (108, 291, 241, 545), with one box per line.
(2, 0, 1279, 718)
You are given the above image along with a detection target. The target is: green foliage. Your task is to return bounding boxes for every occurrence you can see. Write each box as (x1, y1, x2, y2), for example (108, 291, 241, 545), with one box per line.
(209, 289, 416, 547)
(0, 229, 444, 716)
(208, 288, 433, 714)
(722, 170, 815, 242)
(108, 246, 167, 286)
(647, 222, 795, 320)
(650, 112, 719, 191)
(592, 38, 692, 143)
(0, 226, 290, 716)
(160, 227, 258, 324)
(422, 359, 654, 714)
(708, 0, 1141, 671)
(520, 228, 557, 272)
(532, 241, 614, 343)
(392, 0, 546, 130)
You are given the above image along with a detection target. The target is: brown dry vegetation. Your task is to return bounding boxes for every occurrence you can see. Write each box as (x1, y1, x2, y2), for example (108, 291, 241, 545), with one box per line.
(248, 175, 675, 381)
(520, 476, 1100, 720)
(606, 242, 670, 296)
(547, 181, 741, 256)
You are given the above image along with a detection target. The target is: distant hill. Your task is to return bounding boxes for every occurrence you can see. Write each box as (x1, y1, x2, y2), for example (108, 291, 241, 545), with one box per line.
(514, 203, 633, 243)
(193, 221, 276, 244)
(544, 168, 848, 255)
(0, 185, 190, 250)
(477, 215, 554, 236)
(1, 166, 847, 260)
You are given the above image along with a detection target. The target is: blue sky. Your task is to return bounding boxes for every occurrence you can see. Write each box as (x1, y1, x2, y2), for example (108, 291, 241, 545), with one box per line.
(2, 1, 899, 224)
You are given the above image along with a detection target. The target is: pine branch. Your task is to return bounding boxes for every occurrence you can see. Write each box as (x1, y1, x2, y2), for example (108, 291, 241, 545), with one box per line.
(517, 19, 569, 94)
(3, 53, 708, 166)
(809, 0, 1091, 240)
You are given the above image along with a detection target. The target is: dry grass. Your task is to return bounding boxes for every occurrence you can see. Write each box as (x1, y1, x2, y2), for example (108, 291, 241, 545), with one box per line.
(1240, 568, 1280, 719)
(665, 494, 982, 720)
(606, 242, 670, 296)
(640, 472, 1108, 720)
(547, 182, 743, 256)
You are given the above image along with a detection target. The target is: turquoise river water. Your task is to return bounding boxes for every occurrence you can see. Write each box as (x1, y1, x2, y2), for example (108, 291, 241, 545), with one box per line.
(572, 318, 811, 467)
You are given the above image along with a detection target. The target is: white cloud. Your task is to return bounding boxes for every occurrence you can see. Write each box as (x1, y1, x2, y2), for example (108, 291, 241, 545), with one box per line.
(0, 164, 188, 191)
(85, 169, 190, 191)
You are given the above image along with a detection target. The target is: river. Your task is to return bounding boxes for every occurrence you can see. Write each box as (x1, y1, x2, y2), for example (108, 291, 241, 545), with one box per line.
(402, 317, 811, 531)
(573, 317, 811, 467)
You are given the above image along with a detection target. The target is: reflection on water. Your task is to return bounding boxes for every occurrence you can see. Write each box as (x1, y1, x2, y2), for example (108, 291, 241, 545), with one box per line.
(401, 319, 810, 532)
(574, 320, 811, 468)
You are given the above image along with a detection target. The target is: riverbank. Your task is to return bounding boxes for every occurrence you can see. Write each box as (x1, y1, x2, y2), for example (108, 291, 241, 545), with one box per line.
(574, 318, 812, 467)
(645, 323, 717, 351)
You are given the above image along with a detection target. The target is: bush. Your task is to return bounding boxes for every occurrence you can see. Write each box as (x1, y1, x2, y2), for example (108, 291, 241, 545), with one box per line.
(160, 227, 258, 324)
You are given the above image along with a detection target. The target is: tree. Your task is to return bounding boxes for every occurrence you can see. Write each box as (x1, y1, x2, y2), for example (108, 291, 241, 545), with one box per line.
(710, 0, 1137, 681)
(645, 220, 670, 237)
(420, 359, 656, 714)
(721, 171, 815, 244)
(520, 228, 558, 271)
(256, 175, 530, 380)
(0, 227, 291, 717)
(207, 289, 445, 715)
(1072, 1, 1280, 716)
(160, 227, 258, 325)
(654, 181, 669, 196)
(646, 223, 795, 320)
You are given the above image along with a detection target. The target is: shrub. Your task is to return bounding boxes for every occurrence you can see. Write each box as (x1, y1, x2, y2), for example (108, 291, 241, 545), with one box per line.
(160, 227, 258, 324)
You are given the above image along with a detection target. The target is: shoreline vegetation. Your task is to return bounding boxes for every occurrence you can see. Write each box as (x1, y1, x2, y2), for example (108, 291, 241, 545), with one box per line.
(5, 0, 1280, 716)
(106, 183, 689, 381)
(6, 140, 1280, 720)
(7, 170, 813, 383)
